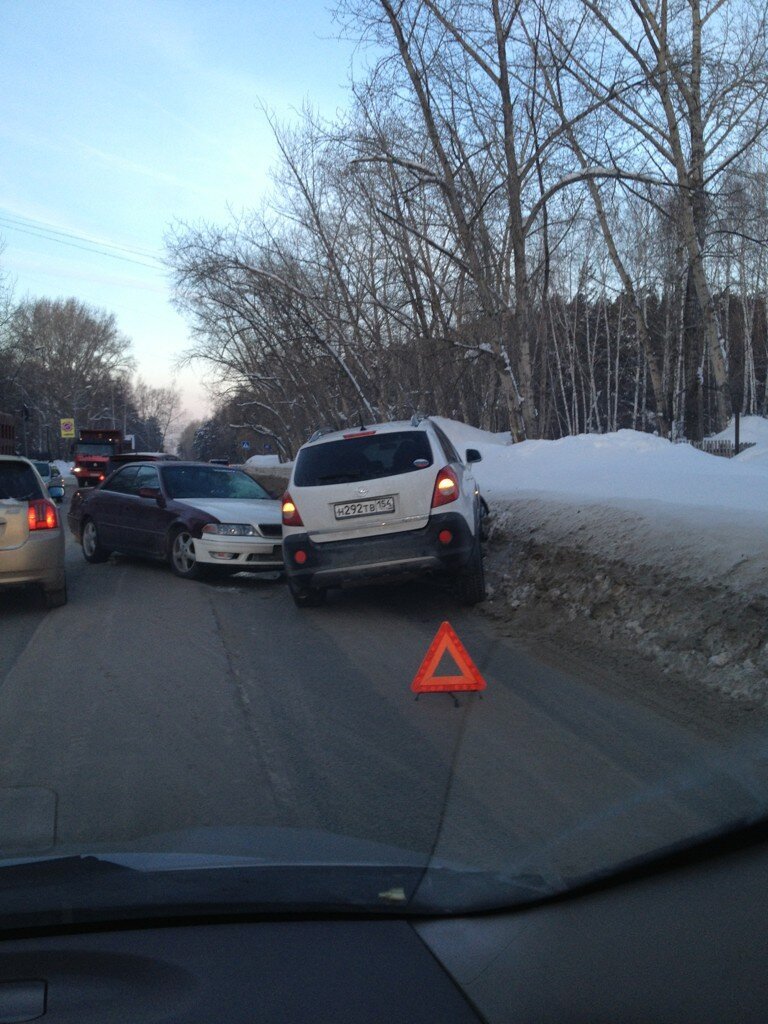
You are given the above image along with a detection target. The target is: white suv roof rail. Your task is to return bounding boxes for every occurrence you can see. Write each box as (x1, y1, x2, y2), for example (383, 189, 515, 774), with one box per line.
(307, 427, 337, 443)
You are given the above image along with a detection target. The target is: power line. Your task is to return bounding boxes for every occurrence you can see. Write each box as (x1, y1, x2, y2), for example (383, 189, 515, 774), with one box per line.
(0, 210, 163, 259)
(0, 220, 162, 270)
(0, 211, 166, 271)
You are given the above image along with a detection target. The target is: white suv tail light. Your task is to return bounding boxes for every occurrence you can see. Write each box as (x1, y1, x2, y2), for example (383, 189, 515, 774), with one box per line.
(282, 492, 304, 527)
(431, 466, 460, 508)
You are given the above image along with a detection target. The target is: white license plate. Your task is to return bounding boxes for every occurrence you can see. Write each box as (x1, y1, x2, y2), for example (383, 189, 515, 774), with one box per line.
(334, 496, 396, 520)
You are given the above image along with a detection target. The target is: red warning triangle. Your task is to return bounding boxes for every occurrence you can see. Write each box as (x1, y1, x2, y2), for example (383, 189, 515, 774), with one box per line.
(411, 621, 487, 693)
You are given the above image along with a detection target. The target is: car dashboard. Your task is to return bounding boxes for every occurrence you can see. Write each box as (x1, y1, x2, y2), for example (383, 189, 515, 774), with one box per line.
(1, 823, 767, 1022)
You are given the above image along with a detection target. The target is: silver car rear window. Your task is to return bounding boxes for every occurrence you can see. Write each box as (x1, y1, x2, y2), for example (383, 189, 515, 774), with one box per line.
(0, 462, 44, 501)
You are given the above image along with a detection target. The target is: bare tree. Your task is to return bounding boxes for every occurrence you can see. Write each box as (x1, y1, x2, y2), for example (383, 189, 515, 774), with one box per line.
(2, 297, 134, 456)
(167, 1, 768, 445)
(551, 0, 768, 435)
(131, 377, 183, 448)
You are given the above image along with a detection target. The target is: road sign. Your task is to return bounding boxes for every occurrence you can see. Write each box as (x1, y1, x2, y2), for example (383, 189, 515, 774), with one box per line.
(411, 621, 487, 693)
(241, 440, 251, 450)
(60, 418, 75, 439)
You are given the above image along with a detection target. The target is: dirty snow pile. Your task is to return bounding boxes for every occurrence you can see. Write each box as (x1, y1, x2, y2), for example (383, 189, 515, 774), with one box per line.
(437, 416, 768, 701)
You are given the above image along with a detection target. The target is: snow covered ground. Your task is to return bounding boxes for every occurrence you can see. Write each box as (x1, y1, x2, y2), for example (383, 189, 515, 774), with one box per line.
(245, 454, 281, 468)
(53, 460, 76, 484)
(712, 415, 768, 469)
(436, 415, 768, 511)
(437, 416, 768, 701)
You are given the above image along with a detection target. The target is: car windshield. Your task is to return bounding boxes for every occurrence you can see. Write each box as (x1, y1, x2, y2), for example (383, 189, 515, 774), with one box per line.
(32, 461, 50, 477)
(75, 444, 113, 457)
(2, 0, 768, 942)
(162, 465, 270, 500)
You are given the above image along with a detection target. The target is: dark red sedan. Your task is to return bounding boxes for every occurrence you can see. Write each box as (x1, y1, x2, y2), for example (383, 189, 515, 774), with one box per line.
(68, 461, 283, 580)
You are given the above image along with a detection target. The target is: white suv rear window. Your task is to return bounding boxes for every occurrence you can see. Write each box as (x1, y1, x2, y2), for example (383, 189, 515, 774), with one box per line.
(294, 431, 433, 487)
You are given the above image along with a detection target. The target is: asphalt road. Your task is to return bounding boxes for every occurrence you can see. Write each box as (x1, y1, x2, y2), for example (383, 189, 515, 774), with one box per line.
(2, 502, 768, 895)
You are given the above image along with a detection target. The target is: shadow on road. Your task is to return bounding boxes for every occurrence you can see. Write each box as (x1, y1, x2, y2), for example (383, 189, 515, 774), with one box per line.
(0, 587, 47, 615)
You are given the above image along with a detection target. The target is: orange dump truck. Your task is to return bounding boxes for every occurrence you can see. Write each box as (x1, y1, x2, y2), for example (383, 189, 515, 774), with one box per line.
(72, 428, 131, 487)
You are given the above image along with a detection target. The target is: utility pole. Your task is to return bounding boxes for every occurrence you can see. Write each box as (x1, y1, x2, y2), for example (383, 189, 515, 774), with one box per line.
(4, 346, 43, 458)
(15, 383, 29, 457)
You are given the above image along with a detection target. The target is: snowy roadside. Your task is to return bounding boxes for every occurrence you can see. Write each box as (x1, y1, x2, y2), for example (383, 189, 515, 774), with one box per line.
(437, 417, 768, 703)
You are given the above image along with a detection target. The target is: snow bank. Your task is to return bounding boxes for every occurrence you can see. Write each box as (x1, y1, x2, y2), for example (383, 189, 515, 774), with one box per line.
(432, 416, 511, 449)
(711, 414, 768, 447)
(455, 427, 768, 511)
(708, 415, 768, 470)
(53, 460, 76, 484)
(241, 458, 291, 498)
(437, 418, 768, 702)
(245, 454, 281, 468)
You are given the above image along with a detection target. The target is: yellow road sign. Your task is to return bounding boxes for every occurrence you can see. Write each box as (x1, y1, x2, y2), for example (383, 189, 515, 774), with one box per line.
(60, 418, 75, 438)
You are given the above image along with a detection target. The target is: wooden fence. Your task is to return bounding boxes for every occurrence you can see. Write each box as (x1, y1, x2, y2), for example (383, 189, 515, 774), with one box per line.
(675, 439, 757, 458)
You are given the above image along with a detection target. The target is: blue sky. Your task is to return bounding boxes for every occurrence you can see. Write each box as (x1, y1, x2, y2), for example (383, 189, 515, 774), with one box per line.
(0, 0, 359, 422)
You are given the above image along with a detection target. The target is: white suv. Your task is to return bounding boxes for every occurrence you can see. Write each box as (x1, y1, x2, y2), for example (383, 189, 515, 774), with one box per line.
(281, 417, 485, 607)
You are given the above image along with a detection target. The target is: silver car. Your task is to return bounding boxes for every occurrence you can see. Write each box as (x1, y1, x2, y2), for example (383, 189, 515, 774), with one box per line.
(0, 455, 67, 608)
(33, 460, 65, 504)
